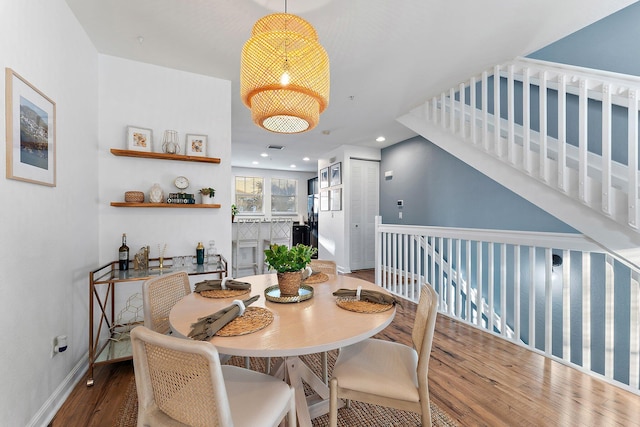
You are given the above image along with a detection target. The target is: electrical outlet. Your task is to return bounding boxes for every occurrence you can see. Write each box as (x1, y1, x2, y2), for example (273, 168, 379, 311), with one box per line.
(51, 335, 68, 358)
(399, 212, 403, 219)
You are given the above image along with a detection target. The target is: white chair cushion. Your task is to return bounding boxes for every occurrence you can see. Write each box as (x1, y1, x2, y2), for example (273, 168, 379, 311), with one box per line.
(222, 365, 292, 427)
(332, 338, 420, 402)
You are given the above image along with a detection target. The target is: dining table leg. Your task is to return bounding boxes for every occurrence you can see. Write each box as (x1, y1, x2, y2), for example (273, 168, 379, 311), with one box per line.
(284, 355, 343, 427)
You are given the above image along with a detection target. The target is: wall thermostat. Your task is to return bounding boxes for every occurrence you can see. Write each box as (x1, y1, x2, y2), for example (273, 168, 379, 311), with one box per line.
(397, 200, 403, 207)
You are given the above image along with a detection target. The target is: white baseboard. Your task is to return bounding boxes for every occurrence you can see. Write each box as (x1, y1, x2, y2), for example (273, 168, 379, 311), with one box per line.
(27, 353, 89, 427)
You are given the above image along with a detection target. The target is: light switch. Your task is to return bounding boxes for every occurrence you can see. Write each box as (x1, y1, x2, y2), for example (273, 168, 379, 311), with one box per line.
(399, 212, 403, 219)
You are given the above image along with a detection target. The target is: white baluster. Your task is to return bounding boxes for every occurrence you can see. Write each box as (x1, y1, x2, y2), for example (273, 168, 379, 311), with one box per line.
(523, 67, 532, 174)
(628, 89, 639, 228)
(579, 79, 589, 204)
(602, 83, 612, 216)
(466, 240, 472, 323)
(529, 247, 536, 349)
(582, 252, 591, 371)
(449, 87, 456, 133)
(488, 243, 495, 332)
(514, 245, 521, 342)
(459, 83, 466, 138)
(604, 254, 614, 379)
(476, 241, 483, 328)
(558, 74, 567, 192)
(562, 250, 571, 362)
(440, 92, 446, 129)
(500, 244, 507, 335)
(470, 76, 477, 145)
(494, 65, 501, 157)
(544, 248, 553, 354)
(482, 71, 489, 150)
(507, 65, 515, 164)
(539, 70, 548, 183)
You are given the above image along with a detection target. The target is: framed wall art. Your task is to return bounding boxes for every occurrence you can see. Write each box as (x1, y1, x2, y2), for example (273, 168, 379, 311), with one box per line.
(5, 68, 56, 186)
(330, 188, 342, 211)
(319, 167, 329, 188)
(320, 190, 329, 211)
(329, 162, 342, 186)
(186, 134, 207, 157)
(127, 126, 153, 152)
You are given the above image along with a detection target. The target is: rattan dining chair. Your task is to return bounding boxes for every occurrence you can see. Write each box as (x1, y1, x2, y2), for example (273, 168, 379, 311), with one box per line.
(131, 326, 296, 427)
(142, 271, 191, 335)
(329, 284, 438, 427)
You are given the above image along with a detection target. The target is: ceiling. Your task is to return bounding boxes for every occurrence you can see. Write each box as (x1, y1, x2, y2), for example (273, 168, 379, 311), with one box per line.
(65, 0, 635, 172)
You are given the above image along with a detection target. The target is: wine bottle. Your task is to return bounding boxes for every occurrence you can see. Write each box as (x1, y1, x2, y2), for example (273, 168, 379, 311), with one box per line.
(196, 241, 205, 265)
(119, 233, 130, 271)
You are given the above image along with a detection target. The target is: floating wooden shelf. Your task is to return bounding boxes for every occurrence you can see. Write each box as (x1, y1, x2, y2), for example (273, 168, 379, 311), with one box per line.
(111, 202, 221, 208)
(110, 148, 221, 164)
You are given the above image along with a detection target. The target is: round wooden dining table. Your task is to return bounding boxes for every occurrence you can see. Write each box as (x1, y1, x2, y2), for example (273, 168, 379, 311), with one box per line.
(169, 273, 396, 427)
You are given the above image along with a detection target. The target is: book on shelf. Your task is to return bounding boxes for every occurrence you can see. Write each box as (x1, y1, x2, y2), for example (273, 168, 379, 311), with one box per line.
(167, 198, 196, 204)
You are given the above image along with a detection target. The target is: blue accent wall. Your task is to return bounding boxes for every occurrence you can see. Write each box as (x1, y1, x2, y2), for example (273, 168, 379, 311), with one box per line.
(380, 136, 577, 232)
(527, 2, 640, 76)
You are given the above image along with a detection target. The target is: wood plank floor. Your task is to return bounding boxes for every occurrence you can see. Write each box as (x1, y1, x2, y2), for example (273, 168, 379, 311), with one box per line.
(50, 269, 640, 426)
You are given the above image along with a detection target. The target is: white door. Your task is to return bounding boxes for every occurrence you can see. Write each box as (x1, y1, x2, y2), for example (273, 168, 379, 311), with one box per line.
(350, 159, 379, 270)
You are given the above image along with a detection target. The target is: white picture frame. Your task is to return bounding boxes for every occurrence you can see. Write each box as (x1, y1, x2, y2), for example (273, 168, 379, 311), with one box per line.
(330, 162, 342, 187)
(186, 134, 207, 157)
(127, 126, 153, 152)
(6, 68, 56, 186)
(330, 188, 342, 211)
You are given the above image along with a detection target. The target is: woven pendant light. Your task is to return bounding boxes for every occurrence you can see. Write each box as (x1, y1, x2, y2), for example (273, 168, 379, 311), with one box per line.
(240, 12, 330, 134)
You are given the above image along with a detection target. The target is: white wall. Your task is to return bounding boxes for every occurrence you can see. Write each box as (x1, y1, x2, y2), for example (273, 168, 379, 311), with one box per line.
(98, 55, 232, 275)
(98, 55, 233, 315)
(0, 1, 99, 425)
(318, 145, 380, 272)
(232, 166, 315, 222)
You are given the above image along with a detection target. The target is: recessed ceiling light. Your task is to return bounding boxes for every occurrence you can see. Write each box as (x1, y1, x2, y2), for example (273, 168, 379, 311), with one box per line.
(376, 136, 386, 142)
(252, 161, 259, 165)
(260, 152, 268, 157)
(303, 157, 310, 161)
(290, 164, 297, 168)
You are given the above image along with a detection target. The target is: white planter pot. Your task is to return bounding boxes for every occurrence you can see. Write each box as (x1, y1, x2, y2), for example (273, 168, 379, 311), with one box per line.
(201, 194, 215, 204)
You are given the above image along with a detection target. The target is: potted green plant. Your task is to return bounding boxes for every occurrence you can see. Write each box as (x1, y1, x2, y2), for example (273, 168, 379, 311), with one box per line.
(199, 187, 215, 204)
(231, 204, 238, 222)
(264, 244, 317, 295)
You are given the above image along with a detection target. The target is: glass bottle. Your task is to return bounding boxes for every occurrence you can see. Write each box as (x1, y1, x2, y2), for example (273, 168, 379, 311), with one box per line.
(207, 240, 218, 266)
(196, 241, 205, 265)
(119, 233, 129, 271)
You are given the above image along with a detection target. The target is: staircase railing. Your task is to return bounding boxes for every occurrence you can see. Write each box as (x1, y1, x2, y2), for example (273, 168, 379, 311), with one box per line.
(407, 57, 640, 236)
(375, 216, 640, 394)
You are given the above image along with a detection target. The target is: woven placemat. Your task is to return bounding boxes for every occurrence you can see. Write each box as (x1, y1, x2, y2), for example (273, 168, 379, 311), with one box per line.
(215, 307, 274, 337)
(304, 272, 330, 284)
(200, 289, 250, 299)
(336, 297, 394, 313)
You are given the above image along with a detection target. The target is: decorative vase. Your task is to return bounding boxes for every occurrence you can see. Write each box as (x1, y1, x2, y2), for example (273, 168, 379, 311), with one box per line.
(161, 130, 180, 154)
(277, 271, 303, 296)
(149, 183, 164, 203)
(201, 194, 215, 204)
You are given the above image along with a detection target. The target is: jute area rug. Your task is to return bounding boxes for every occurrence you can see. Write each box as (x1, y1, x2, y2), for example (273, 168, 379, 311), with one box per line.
(114, 350, 458, 427)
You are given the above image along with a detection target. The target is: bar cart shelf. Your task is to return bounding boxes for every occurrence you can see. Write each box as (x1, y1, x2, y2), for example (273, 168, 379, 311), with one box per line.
(87, 256, 227, 386)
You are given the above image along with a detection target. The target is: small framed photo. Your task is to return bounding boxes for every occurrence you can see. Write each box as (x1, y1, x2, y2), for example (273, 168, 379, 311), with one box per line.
(330, 188, 342, 211)
(320, 190, 329, 211)
(320, 167, 329, 188)
(330, 162, 342, 186)
(5, 68, 56, 186)
(127, 126, 152, 152)
(186, 134, 207, 157)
